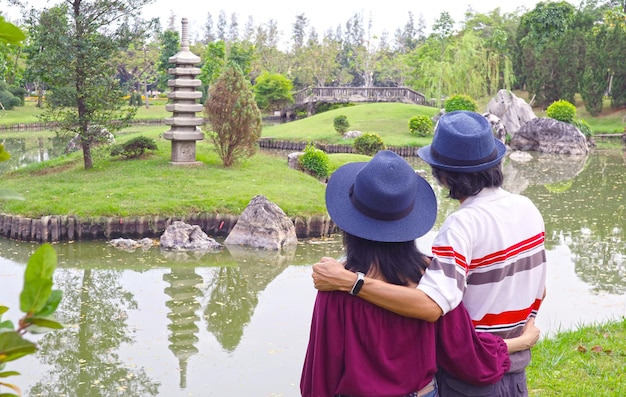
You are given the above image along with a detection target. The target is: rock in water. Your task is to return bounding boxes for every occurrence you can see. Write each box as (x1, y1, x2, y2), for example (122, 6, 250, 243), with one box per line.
(224, 195, 298, 250)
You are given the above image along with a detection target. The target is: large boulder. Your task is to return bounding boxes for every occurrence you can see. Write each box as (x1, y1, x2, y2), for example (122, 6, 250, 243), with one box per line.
(486, 90, 537, 138)
(224, 195, 298, 250)
(482, 112, 507, 143)
(160, 221, 223, 251)
(510, 118, 589, 155)
(109, 237, 155, 252)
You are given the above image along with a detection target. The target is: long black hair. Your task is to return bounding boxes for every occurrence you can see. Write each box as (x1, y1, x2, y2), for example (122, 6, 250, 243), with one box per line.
(342, 232, 429, 286)
(432, 164, 504, 200)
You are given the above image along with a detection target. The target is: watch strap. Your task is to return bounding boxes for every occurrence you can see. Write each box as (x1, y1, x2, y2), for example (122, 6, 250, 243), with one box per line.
(350, 272, 365, 296)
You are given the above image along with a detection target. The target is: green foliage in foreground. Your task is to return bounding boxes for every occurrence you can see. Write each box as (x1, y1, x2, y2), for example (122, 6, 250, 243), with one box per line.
(527, 318, 626, 396)
(0, 244, 63, 396)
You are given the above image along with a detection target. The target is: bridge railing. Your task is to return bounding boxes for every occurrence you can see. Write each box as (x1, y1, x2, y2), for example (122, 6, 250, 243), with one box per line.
(292, 86, 435, 107)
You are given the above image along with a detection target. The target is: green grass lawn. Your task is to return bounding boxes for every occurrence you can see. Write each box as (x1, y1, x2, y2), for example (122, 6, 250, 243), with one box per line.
(527, 319, 626, 396)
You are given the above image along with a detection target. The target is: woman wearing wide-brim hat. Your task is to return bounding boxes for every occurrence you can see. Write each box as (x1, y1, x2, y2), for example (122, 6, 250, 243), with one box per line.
(301, 149, 540, 397)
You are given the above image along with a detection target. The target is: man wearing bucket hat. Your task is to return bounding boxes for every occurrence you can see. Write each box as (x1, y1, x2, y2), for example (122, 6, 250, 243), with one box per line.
(312, 111, 547, 396)
(302, 150, 540, 397)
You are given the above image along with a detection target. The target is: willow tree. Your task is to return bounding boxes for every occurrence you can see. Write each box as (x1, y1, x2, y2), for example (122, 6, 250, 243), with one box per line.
(24, 0, 154, 170)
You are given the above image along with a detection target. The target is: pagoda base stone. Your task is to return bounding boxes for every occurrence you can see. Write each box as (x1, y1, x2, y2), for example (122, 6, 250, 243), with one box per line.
(170, 140, 203, 165)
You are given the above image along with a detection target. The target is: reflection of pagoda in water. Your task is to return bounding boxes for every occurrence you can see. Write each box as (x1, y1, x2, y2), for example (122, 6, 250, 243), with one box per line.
(204, 246, 295, 351)
(163, 267, 203, 388)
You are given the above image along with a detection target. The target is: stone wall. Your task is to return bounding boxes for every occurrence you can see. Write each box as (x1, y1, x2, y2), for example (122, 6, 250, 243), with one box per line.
(0, 213, 337, 243)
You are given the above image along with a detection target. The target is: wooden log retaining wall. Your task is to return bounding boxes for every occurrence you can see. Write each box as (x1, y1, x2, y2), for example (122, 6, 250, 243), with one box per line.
(258, 138, 420, 157)
(0, 119, 165, 132)
(0, 213, 337, 243)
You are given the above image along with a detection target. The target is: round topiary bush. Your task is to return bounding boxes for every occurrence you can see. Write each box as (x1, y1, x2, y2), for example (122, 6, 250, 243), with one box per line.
(333, 115, 350, 134)
(443, 94, 478, 113)
(546, 100, 576, 123)
(299, 142, 329, 179)
(408, 115, 433, 137)
(354, 133, 386, 156)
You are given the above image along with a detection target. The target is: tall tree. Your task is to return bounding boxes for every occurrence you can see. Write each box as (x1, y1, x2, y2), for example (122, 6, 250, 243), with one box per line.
(216, 10, 227, 41)
(252, 19, 287, 75)
(431, 11, 455, 106)
(156, 28, 179, 92)
(203, 12, 215, 44)
(25, 0, 154, 170)
(292, 13, 309, 51)
(394, 11, 418, 53)
(601, 7, 626, 108)
(204, 63, 262, 168)
(228, 12, 239, 42)
(517, 1, 577, 106)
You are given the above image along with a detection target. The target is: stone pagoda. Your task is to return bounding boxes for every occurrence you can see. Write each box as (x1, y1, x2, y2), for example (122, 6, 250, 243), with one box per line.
(163, 18, 204, 165)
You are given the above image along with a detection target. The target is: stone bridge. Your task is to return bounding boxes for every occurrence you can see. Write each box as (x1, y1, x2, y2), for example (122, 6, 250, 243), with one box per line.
(288, 86, 436, 115)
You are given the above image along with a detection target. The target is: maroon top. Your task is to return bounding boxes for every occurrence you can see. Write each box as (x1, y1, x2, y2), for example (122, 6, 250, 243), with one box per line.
(301, 291, 510, 397)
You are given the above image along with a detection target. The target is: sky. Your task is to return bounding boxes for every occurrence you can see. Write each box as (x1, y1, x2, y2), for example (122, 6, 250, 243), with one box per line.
(4, 0, 578, 45)
(143, 0, 577, 40)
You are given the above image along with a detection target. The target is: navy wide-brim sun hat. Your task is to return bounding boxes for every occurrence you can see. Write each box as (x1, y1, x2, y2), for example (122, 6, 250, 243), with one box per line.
(325, 150, 437, 243)
(417, 110, 506, 173)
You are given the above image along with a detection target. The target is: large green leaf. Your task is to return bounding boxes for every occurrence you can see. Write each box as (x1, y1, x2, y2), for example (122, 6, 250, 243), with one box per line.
(23, 317, 64, 331)
(0, 18, 25, 45)
(36, 290, 63, 317)
(20, 244, 57, 314)
(0, 321, 14, 333)
(19, 279, 52, 315)
(0, 371, 20, 378)
(0, 332, 37, 363)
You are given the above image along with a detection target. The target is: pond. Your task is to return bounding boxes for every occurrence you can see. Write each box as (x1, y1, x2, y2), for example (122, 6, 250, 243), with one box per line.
(1, 146, 625, 396)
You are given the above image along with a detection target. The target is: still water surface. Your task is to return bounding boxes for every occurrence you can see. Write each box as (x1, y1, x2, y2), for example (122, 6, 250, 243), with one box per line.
(1, 148, 625, 396)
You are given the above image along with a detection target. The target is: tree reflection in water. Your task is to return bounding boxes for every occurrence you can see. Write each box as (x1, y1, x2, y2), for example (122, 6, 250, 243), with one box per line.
(204, 245, 296, 351)
(506, 150, 625, 294)
(28, 269, 160, 396)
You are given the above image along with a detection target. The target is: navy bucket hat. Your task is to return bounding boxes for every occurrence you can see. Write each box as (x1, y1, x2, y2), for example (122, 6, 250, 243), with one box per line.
(417, 110, 506, 173)
(325, 150, 437, 243)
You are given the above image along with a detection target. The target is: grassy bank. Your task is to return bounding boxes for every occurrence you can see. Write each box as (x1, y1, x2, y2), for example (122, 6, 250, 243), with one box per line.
(527, 318, 626, 396)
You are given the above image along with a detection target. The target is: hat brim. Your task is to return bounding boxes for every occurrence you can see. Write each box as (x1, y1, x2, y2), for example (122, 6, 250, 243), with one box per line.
(417, 138, 506, 173)
(325, 162, 438, 243)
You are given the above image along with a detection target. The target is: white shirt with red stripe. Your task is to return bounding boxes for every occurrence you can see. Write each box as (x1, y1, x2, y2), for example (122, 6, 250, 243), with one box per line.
(418, 187, 547, 344)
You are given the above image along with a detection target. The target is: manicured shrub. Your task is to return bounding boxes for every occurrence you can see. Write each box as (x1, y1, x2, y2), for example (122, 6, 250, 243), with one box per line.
(408, 115, 433, 137)
(0, 90, 20, 110)
(333, 115, 350, 134)
(299, 142, 329, 179)
(443, 94, 478, 113)
(354, 133, 386, 156)
(8, 86, 27, 106)
(110, 136, 158, 159)
(546, 100, 576, 123)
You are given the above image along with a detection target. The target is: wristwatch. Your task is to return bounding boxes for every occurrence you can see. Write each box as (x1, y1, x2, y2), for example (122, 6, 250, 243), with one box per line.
(350, 272, 365, 296)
